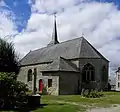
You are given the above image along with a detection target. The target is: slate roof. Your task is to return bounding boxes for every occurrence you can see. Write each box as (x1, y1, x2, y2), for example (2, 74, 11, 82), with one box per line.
(41, 57, 79, 72)
(20, 37, 108, 66)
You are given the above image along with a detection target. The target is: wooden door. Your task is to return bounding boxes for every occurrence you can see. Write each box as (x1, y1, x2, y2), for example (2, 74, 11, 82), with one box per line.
(39, 79, 43, 92)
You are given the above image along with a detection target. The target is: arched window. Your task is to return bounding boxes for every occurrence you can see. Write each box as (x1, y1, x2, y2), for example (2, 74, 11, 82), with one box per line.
(82, 63, 95, 82)
(27, 69, 32, 82)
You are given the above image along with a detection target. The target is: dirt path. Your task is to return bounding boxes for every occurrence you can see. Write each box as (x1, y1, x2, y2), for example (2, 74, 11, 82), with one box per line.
(45, 99, 120, 112)
(87, 105, 120, 112)
(47, 100, 90, 107)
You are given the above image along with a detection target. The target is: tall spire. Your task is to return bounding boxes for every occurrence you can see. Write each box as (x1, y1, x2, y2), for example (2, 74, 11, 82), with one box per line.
(47, 14, 59, 46)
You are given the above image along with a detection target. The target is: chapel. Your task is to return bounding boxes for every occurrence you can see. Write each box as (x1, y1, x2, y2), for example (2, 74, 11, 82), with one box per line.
(18, 16, 109, 95)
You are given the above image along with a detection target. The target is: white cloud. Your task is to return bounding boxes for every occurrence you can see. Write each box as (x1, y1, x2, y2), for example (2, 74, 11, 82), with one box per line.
(31, 0, 92, 13)
(0, 0, 6, 7)
(0, 0, 119, 76)
(0, 6, 18, 59)
(0, 8, 17, 38)
(31, 0, 76, 13)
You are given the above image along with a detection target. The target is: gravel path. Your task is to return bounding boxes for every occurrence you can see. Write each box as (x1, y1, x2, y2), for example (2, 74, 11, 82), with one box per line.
(87, 105, 120, 112)
(46, 99, 120, 112)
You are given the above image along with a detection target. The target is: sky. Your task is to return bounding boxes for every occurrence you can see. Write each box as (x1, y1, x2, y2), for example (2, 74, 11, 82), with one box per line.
(0, 0, 120, 78)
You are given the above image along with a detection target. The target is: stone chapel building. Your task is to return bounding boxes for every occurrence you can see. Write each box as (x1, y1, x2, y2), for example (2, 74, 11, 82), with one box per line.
(18, 16, 109, 95)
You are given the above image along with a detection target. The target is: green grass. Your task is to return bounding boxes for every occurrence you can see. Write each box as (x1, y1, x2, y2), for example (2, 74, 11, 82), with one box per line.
(34, 104, 85, 112)
(38, 92, 120, 111)
(2, 92, 120, 112)
(42, 92, 120, 105)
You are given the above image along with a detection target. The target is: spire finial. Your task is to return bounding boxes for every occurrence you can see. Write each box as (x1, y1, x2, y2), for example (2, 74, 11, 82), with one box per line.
(82, 32, 84, 37)
(47, 13, 59, 46)
(54, 12, 56, 18)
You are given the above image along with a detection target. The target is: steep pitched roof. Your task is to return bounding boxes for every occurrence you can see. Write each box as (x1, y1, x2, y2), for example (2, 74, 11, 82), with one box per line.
(20, 37, 108, 66)
(41, 57, 79, 72)
(47, 15, 59, 46)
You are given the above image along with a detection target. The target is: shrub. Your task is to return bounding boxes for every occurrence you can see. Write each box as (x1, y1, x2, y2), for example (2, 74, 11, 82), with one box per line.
(41, 85, 48, 95)
(0, 72, 28, 109)
(82, 89, 104, 98)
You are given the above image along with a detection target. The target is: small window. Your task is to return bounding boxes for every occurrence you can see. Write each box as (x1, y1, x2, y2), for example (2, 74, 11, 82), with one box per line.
(118, 75, 120, 81)
(48, 79, 52, 88)
(27, 69, 32, 82)
(118, 82, 120, 88)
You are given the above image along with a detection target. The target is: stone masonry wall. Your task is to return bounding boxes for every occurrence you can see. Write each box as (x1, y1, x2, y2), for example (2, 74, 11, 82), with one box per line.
(18, 58, 108, 95)
(79, 58, 108, 89)
(59, 72, 79, 95)
(18, 64, 59, 95)
(18, 63, 48, 91)
(43, 72, 79, 95)
(42, 72, 59, 95)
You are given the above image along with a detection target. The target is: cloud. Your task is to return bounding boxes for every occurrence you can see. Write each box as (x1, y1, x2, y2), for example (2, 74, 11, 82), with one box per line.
(31, 0, 74, 13)
(14, 13, 53, 57)
(0, 0, 6, 7)
(31, 0, 92, 13)
(1, 0, 120, 76)
(0, 8, 17, 38)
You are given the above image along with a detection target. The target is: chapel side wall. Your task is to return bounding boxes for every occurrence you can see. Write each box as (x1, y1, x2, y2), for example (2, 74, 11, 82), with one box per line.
(79, 58, 101, 82)
(100, 59, 109, 89)
(43, 72, 79, 95)
(59, 72, 79, 95)
(17, 64, 48, 91)
(42, 72, 59, 95)
(79, 58, 109, 89)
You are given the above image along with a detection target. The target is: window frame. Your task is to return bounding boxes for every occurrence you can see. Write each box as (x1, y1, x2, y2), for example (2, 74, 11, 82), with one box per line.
(27, 69, 32, 82)
(118, 75, 120, 81)
(82, 63, 95, 82)
(48, 79, 52, 88)
(118, 82, 120, 88)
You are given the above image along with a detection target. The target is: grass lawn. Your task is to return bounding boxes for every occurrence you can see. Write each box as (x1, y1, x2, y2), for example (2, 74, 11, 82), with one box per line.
(1, 92, 120, 112)
(34, 92, 120, 112)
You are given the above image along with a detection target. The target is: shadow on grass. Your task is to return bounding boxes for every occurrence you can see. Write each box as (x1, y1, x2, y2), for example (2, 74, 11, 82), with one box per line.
(0, 103, 65, 112)
(0, 104, 47, 112)
(27, 103, 64, 111)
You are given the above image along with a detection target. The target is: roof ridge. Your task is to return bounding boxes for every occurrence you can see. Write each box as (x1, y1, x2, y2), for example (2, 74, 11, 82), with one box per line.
(19, 50, 31, 62)
(78, 36, 84, 58)
(81, 37, 109, 62)
(20, 36, 108, 66)
(30, 37, 83, 53)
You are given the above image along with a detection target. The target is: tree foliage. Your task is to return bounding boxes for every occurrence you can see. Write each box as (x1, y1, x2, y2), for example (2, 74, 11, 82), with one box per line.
(0, 38, 28, 109)
(0, 72, 28, 109)
(0, 38, 20, 74)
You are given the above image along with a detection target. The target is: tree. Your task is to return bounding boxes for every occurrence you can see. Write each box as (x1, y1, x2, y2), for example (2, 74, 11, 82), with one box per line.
(0, 38, 20, 76)
(0, 38, 28, 109)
